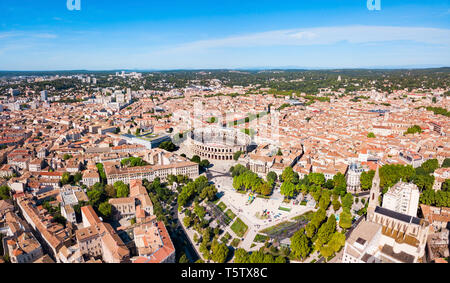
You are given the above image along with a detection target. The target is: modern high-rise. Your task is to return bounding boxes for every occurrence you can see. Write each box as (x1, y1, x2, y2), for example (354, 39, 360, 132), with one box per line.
(382, 182, 420, 217)
(40, 90, 48, 102)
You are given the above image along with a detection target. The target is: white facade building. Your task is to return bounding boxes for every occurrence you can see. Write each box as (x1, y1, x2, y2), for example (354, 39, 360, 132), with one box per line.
(382, 182, 420, 217)
(346, 163, 364, 193)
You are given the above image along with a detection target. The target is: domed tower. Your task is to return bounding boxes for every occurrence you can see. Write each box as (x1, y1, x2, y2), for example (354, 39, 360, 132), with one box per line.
(367, 166, 381, 221)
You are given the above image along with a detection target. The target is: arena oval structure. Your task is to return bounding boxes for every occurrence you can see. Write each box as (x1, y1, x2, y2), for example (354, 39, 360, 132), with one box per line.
(189, 127, 251, 161)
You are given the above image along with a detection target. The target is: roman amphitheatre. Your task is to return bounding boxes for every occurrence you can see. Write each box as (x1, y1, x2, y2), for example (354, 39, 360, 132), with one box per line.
(188, 127, 252, 161)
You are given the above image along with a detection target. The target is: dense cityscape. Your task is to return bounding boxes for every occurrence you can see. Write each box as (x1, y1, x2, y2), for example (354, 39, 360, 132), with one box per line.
(0, 68, 448, 264)
(1, 0, 450, 273)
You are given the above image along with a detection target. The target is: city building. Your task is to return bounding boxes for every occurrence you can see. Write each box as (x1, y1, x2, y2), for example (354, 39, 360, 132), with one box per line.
(382, 182, 420, 217)
(40, 90, 48, 102)
(346, 163, 365, 193)
(342, 168, 430, 263)
(76, 206, 130, 263)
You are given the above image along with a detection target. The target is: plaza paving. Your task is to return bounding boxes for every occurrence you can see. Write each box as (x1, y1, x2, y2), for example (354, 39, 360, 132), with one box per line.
(206, 163, 315, 250)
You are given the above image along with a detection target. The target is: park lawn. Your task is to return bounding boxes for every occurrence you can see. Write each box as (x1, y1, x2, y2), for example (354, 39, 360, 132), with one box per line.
(231, 238, 241, 248)
(253, 234, 269, 243)
(225, 209, 236, 220)
(230, 218, 248, 238)
(217, 202, 227, 211)
(278, 206, 291, 212)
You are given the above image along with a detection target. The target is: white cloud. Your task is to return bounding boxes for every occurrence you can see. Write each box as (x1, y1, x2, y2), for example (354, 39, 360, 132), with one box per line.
(0, 31, 57, 40)
(163, 25, 450, 53)
(0, 31, 22, 39)
(33, 33, 57, 39)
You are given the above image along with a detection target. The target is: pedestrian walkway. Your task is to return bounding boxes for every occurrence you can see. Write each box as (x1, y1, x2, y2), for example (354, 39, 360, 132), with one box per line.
(241, 228, 258, 250)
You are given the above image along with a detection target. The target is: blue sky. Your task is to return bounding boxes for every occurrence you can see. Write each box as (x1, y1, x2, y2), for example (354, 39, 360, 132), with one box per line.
(0, 0, 449, 70)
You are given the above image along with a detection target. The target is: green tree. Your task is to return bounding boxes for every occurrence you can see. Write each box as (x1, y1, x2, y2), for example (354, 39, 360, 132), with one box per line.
(258, 182, 272, 196)
(200, 185, 218, 201)
(87, 185, 106, 207)
(211, 240, 229, 263)
(96, 163, 107, 184)
(311, 186, 323, 202)
(233, 151, 244, 161)
(319, 190, 331, 210)
(332, 173, 347, 196)
(194, 204, 206, 221)
(309, 173, 326, 186)
(305, 222, 316, 239)
(61, 172, 72, 186)
(0, 186, 11, 200)
(320, 245, 335, 259)
(404, 125, 422, 135)
(249, 251, 265, 263)
(413, 174, 435, 191)
(104, 185, 116, 198)
(311, 208, 327, 228)
(420, 190, 435, 206)
(280, 181, 296, 198)
(342, 193, 354, 210)
(263, 254, 275, 263)
(281, 167, 295, 183)
(63, 154, 73, 160)
(442, 158, 450, 168)
(230, 164, 248, 177)
(183, 216, 192, 228)
(442, 179, 450, 192)
(179, 254, 189, 263)
(199, 159, 210, 169)
(98, 202, 112, 218)
(121, 157, 148, 167)
(267, 171, 278, 183)
(435, 191, 450, 207)
(159, 141, 177, 152)
(339, 208, 353, 230)
(191, 155, 201, 164)
(73, 172, 82, 184)
(234, 248, 250, 263)
(419, 159, 439, 174)
(379, 164, 415, 189)
(114, 181, 130, 198)
(328, 232, 346, 253)
(332, 199, 341, 211)
(360, 170, 375, 190)
(277, 148, 283, 156)
(290, 229, 311, 260)
(367, 132, 376, 138)
(316, 216, 336, 247)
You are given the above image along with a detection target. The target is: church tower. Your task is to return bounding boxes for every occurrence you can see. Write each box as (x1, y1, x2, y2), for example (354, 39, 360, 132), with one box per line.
(367, 166, 381, 220)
